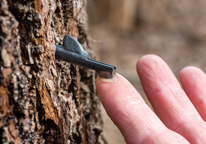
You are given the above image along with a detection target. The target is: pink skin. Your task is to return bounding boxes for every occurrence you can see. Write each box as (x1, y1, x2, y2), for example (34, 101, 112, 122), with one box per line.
(96, 55, 206, 144)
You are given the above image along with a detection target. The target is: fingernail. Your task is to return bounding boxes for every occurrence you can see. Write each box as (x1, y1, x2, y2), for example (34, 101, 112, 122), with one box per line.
(99, 73, 118, 83)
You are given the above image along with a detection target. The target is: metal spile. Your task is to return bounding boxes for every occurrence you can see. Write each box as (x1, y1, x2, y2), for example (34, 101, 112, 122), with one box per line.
(55, 35, 116, 79)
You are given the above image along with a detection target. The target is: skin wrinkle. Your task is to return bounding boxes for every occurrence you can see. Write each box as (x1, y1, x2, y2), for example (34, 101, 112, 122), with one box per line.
(129, 108, 164, 131)
(112, 100, 145, 129)
(100, 90, 144, 121)
(112, 103, 145, 143)
(124, 103, 164, 128)
(175, 120, 206, 143)
(117, 95, 145, 106)
(118, 103, 167, 144)
(138, 63, 158, 89)
(153, 86, 194, 112)
(140, 126, 190, 144)
(156, 90, 200, 130)
(145, 82, 201, 129)
(139, 127, 166, 144)
(140, 130, 175, 144)
(174, 114, 202, 132)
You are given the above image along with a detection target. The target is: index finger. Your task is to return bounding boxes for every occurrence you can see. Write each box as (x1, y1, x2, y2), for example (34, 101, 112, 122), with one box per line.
(96, 74, 188, 144)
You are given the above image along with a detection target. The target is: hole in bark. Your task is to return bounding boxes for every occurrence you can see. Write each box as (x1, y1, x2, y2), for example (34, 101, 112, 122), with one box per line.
(36, 89, 45, 122)
(8, 39, 12, 43)
(55, 8, 60, 15)
(43, 119, 64, 143)
(13, 104, 25, 119)
(0, 36, 5, 46)
(84, 114, 90, 121)
(0, 128, 6, 143)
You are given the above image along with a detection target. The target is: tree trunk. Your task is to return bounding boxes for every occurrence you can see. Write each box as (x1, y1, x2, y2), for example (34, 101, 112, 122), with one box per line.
(0, 0, 106, 143)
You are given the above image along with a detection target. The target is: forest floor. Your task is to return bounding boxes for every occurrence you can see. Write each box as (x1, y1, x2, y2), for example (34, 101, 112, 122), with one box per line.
(89, 24, 206, 144)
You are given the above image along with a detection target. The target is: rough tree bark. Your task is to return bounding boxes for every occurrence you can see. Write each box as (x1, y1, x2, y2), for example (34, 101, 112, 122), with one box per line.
(0, 0, 106, 143)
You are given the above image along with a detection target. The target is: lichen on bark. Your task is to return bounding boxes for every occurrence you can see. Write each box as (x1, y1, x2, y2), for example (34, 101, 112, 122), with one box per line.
(0, 0, 106, 143)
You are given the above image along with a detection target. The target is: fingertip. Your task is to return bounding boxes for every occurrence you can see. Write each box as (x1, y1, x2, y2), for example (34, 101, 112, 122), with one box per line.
(180, 66, 204, 79)
(136, 54, 176, 90)
(137, 54, 161, 65)
(136, 54, 164, 74)
(179, 66, 206, 87)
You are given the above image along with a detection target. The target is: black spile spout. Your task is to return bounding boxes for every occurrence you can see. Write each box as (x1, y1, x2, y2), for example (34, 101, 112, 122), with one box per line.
(55, 35, 116, 79)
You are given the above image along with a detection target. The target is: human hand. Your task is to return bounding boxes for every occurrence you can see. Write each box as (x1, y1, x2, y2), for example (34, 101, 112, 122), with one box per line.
(96, 55, 206, 144)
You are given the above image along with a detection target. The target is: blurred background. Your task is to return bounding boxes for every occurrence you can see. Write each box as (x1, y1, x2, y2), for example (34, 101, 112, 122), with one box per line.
(87, 0, 206, 143)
